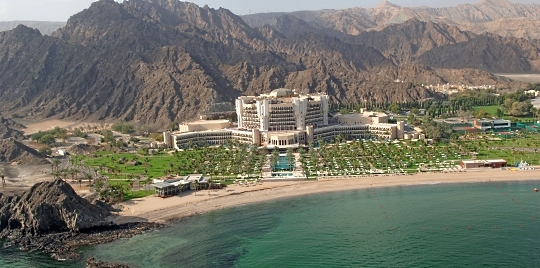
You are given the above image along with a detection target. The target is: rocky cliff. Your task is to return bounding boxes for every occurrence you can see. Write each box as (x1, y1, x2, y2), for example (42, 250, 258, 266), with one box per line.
(0, 0, 529, 124)
(242, 0, 540, 40)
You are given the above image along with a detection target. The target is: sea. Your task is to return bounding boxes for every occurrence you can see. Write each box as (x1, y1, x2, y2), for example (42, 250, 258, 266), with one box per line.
(2, 181, 540, 267)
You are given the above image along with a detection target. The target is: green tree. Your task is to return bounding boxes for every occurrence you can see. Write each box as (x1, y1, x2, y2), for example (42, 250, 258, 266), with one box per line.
(388, 103, 401, 114)
(509, 101, 533, 117)
(102, 130, 115, 143)
(38, 146, 52, 156)
(496, 108, 504, 118)
(39, 134, 56, 145)
(474, 109, 490, 119)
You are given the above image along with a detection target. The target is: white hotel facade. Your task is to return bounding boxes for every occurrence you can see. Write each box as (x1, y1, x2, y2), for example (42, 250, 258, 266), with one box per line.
(164, 89, 405, 149)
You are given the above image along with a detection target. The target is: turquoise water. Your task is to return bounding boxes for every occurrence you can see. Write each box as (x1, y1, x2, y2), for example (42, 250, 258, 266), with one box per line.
(0, 244, 83, 267)
(3, 181, 540, 267)
(274, 156, 293, 171)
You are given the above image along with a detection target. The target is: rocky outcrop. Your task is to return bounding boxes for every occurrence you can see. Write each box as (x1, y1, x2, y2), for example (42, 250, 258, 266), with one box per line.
(0, 179, 111, 234)
(0, 179, 161, 260)
(0, 117, 24, 140)
(242, 0, 540, 40)
(0, 138, 48, 165)
(87, 258, 131, 268)
(68, 144, 101, 155)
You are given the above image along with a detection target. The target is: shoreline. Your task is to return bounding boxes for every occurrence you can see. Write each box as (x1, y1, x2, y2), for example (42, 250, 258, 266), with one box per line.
(113, 168, 540, 225)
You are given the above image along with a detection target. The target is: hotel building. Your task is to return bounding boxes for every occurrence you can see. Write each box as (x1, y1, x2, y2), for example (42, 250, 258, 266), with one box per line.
(164, 89, 406, 149)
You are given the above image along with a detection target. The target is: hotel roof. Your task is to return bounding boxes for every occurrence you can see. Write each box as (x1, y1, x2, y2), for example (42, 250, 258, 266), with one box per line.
(152, 182, 174, 188)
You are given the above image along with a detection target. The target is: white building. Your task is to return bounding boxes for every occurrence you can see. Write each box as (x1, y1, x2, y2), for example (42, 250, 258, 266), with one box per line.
(164, 89, 405, 149)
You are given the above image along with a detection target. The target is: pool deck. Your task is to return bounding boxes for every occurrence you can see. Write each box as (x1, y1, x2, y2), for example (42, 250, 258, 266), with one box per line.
(262, 154, 306, 180)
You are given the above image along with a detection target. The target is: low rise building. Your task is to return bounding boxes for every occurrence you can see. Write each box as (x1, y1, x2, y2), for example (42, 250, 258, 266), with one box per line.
(473, 119, 511, 131)
(460, 159, 507, 169)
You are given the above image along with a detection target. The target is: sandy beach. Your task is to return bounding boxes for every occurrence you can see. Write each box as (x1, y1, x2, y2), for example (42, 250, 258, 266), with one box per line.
(114, 168, 540, 224)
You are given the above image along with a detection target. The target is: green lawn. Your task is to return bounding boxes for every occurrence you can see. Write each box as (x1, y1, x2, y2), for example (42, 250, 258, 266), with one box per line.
(473, 105, 499, 115)
(77, 146, 267, 200)
(473, 105, 537, 122)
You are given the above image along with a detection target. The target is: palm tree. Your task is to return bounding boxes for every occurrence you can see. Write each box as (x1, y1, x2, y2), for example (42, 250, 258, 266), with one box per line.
(145, 177, 153, 192)
(193, 179, 199, 196)
(85, 173, 93, 187)
(136, 175, 141, 190)
(128, 180, 134, 197)
(286, 148, 295, 171)
(71, 169, 78, 182)
(51, 159, 60, 173)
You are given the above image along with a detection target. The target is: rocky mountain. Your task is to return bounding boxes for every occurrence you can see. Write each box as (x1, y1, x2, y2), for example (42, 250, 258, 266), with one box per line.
(348, 19, 540, 73)
(242, 0, 540, 40)
(0, 117, 25, 140)
(0, 179, 111, 235)
(0, 21, 65, 35)
(0, 138, 47, 165)
(0, 0, 529, 124)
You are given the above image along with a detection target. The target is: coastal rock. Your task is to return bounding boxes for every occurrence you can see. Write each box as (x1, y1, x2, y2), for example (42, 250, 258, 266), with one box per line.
(87, 257, 131, 268)
(0, 179, 112, 235)
(0, 179, 162, 260)
(0, 138, 48, 165)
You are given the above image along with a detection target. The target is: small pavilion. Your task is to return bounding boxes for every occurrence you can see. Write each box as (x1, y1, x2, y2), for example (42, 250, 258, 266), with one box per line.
(152, 182, 180, 198)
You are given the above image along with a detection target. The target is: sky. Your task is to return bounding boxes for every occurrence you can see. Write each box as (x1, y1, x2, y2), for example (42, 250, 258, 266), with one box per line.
(0, 0, 538, 21)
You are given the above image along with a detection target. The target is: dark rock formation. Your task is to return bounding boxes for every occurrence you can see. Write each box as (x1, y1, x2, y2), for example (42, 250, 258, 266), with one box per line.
(87, 257, 131, 268)
(0, 179, 161, 260)
(0, 179, 111, 235)
(0, 138, 48, 165)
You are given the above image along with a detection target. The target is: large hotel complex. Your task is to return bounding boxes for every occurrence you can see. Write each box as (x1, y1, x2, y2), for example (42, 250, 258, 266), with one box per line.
(164, 89, 411, 149)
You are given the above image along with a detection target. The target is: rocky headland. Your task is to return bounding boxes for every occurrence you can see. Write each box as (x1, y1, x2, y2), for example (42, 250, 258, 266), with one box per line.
(0, 179, 161, 262)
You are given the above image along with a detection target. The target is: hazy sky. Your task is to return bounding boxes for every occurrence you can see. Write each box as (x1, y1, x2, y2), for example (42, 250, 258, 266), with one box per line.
(0, 0, 538, 21)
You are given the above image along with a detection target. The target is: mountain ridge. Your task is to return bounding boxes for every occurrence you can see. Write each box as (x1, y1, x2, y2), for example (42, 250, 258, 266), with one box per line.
(242, 0, 540, 40)
(0, 21, 65, 35)
(0, 0, 528, 125)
